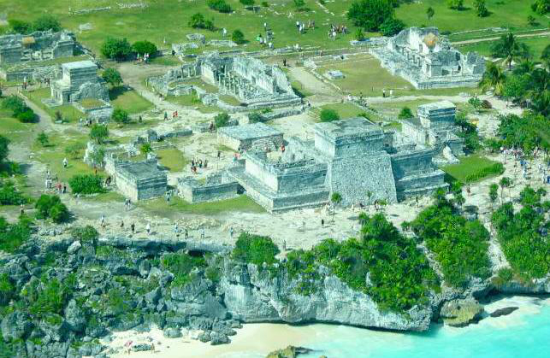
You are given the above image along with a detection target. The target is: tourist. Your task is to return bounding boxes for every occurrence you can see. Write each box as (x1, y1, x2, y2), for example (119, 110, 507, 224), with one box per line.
(229, 226, 234, 239)
(100, 215, 106, 228)
(120, 220, 124, 229)
(131, 223, 135, 234)
(201, 228, 205, 239)
(198, 159, 203, 168)
(222, 28, 227, 37)
(264, 22, 268, 31)
(281, 144, 285, 153)
(185, 228, 189, 239)
(382, 89, 386, 98)
(146, 223, 151, 235)
(174, 222, 179, 236)
(283, 58, 287, 67)
(204, 160, 208, 169)
(63, 157, 68, 168)
(63, 184, 67, 194)
(389, 89, 393, 97)
(164, 112, 168, 121)
(321, 219, 324, 227)
(217, 150, 221, 159)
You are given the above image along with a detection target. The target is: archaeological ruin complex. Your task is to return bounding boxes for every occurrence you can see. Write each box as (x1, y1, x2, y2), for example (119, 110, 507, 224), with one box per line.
(149, 54, 301, 111)
(0, 30, 76, 65)
(371, 27, 485, 89)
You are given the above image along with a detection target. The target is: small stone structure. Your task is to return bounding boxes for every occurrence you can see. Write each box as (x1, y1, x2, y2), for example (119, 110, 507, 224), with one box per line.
(400, 101, 464, 164)
(48, 60, 109, 105)
(149, 53, 301, 111)
(371, 27, 485, 89)
(177, 173, 240, 203)
(217, 123, 284, 152)
(0, 30, 75, 65)
(113, 159, 167, 202)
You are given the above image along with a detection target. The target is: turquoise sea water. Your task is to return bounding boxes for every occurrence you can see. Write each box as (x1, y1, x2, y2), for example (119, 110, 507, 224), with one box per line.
(300, 297, 550, 358)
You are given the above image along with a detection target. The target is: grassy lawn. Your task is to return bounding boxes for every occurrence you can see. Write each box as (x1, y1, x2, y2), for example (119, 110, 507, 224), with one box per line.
(369, 99, 434, 118)
(396, 0, 547, 35)
(156, 147, 188, 172)
(317, 55, 480, 97)
(459, 35, 550, 60)
(79, 98, 105, 109)
(24, 88, 84, 123)
(165, 95, 219, 114)
(318, 103, 367, 120)
(0, 106, 36, 142)
(109, 87, 153, 114)
(141, 195, 265, 216)
(443, 155, 504, 184)
(149, 55, 182, 67)
(31, 130, 97, 183)
(219, 95, 242, 106)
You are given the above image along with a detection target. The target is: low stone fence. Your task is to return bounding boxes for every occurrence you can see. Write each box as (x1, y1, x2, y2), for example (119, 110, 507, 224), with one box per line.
(177, 174, 240, 204)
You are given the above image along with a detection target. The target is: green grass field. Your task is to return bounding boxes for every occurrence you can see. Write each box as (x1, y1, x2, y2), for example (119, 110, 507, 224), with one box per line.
(318, 102, 366, 120)
(459, 36, 550, 60)
(157, 147, 188, 172)
(24, 88, 84, 123)
(443, 155, 504, 184)
(109, 87, 153, 114)
(165, 95, 220, 114)
(0, 105, 36, 142)
(141, 195, 265, 216)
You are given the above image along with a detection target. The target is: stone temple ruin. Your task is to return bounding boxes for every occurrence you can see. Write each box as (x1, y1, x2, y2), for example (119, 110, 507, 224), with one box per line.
(218, 123, 284, 152)
(0, 30, 75, 65)
(45, 60, 112, 121)
(371, 27, 485, 89)
(400, 101, 464, 164)
(179, 117, 448, 212)
(149, 53, 301, 112)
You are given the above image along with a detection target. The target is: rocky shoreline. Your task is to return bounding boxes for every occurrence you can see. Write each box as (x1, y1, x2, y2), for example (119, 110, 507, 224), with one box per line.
(1, 233, 549, 358)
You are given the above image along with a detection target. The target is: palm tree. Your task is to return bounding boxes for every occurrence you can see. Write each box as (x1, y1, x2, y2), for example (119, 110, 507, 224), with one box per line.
(491, 33, 530, 70)
(479, 62, 506, 96)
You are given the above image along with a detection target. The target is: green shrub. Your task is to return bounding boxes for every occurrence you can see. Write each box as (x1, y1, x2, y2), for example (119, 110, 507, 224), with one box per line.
(0, 180, 27, 205)
(188, 13, 215, 30)
(101, 38, 132, 61)
(248, 112, 264, 123)
(348, 0, 395, 32)
(132, 40, 158, 57)
(398, 106, 413, 119)
(0, 216, 32, 253)
(320, 109, 340, 122)
(71, 226, 99, 246)
(35, 195, 69, 223)
(32, 15, 61, 32)
(232, 233, 280, 266)
(161, 252, 206, 287)
(379, 17, 405, 36)
(69, 175, 105, 195)
(207, 0, 233, 13)
(102, 68, 123, 87)
(89, 124, 109, 144)
(214, 112, 231, 128)
(240, 0, 255, 6)
(0, 273, 15, 305)
(232, 29, 246, 44)
(112, 108, 130, 125)
(331, 192, 342, 204)
(16, 109, 37, 123)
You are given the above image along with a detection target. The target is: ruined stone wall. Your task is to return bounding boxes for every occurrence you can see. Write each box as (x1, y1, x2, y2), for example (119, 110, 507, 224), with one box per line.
(178, 179, 240, 203)
(328, 153, 397, 206)
(390, 149, 436, 180)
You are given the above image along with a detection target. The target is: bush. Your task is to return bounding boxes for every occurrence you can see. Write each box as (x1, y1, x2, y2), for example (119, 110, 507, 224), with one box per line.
(320, 109, 340, 122)
(0, 180, 27, 205)
(2, 95, 26, 113)
(112, 108, 130, 125)
(35, 195, 69, 223)
(531, 0, 549, 15)
(214, 112, 231, 128)
(398, 106, 413, 119)
(0, 215, 33, 253)
(248, 112, 264, 123)
(69, 174, 105, 195)
(71, 226, 99, 246)
(36, 132, 50, 147)
(188, 13, 215, 30)
(32, 15, 61, 32)
(16, 108, 37, 123)
(348, 0, 395, 31)
(9, 19, 32, 34)
(132, 40, 158, 57)
(240, 0, 255, 6)
(161, 252, 206, 287)
(474, 0, 489, 17)
(331, 192, 342, 204)
(355, 28, 365, 41)
(233, 233, 280, 266)
(207, 0, 233, 13)
(261, 1, 269, 7)
(447, 0, 464, 10)
(102, 68, 123, 87)
(232, 29, 246, 44)
(101, 38, 133, 61)
(379, 17, 405, 36)
(90, 124, 109, 144)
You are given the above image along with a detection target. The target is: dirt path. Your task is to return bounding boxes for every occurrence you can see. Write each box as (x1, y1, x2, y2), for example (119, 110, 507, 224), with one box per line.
(452, 31, 550, 46)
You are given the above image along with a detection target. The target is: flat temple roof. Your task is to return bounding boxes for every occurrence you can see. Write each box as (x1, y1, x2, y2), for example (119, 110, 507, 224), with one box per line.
(62, 60, 97, 70)
(314, 117, 381, 140)
(219, 123, 282, 140)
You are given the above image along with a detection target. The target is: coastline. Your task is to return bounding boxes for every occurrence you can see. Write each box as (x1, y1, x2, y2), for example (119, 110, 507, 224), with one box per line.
(104, 295, 550, 358)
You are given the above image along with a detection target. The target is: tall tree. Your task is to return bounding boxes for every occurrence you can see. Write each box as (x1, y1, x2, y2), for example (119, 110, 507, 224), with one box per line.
(491, 33, 530, 70)
(479, 62, 506, 96)
(347, 0, 395, 32)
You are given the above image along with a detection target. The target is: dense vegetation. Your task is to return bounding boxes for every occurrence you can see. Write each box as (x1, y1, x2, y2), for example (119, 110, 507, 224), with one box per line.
(232, 233, 280, 266)
(285, 214, 439, 312)
(496, 113, 550, 153)
(408, 196, 492, 288)
(319, 108, 340, 122)
(1, 96, 37, 123)
(491, 187, 550, 282)
(161, 252, 207, 287)
(35, 194, 69, 223)
(0, 216, 32, 253)
(69, 175, 105, 195)
(8, 15, 61, 34)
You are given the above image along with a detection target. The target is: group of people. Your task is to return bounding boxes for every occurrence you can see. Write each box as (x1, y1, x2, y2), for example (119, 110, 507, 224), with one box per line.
(190, 158, 209, 174)
(329, 24, 348, 39)
(296, 20, 316, 34)
(136, 52, 152, 64)
(164, 111, 179, 121)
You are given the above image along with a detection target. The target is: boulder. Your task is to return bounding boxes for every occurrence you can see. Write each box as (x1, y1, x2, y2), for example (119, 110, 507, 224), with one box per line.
(132, 343, 153, 352)
(67, 241, 82, 255)
(65, 299, 87, 332)
(1, 311, 33, 341)
(490, 306, 518, 318)
(440, 299, 484, 327)
(163, 327, 182, 339)
(266, 345, 313, 358)
(210, 331, 230, 345)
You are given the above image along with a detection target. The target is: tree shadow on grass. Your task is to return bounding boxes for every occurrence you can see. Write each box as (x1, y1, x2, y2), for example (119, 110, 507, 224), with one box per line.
(108, 86, 130, 101)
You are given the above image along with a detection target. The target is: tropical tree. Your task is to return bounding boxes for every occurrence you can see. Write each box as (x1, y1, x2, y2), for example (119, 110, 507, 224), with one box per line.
(102, 68, 123, 87)
(474, 0, 489, 17)
(89, 124, 109, 144)
(499, 177, 512, 203)
(491, 33, 530, 70)
(479, 62, 506, 96)
(489, 183, 499, 210)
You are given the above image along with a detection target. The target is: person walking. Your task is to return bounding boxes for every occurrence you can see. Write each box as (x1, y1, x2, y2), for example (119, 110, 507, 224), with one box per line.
(131, 223, 135, 234)
(146, 223, 151, 235)
(229, 226, 234, 239)
(62, 157, 68, 168)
